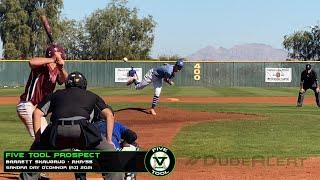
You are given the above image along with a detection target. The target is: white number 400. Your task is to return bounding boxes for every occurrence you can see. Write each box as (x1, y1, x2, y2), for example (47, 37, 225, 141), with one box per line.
(194, 63, 201, 81)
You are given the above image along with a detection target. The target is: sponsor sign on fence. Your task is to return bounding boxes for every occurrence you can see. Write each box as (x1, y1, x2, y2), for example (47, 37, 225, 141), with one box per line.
(265, 68, 292, 82)
(115, 68, 143, 82)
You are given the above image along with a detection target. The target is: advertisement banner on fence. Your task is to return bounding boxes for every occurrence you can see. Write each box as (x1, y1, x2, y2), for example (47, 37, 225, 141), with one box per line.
(115, 68, 142, 82)
(265, 68, 292, 82)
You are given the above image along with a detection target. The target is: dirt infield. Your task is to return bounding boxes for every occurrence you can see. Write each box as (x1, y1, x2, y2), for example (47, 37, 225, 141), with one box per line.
(115, 107, 257, 148)
(1, 98, 320, 179)
(0, 95, 318, 105)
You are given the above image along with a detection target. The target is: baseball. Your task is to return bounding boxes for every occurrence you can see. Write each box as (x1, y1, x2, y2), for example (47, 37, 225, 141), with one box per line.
(123, 57, 128, 62)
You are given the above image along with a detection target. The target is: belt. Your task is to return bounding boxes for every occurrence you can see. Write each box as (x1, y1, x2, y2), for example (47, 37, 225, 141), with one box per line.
(57, 120, 81, 125)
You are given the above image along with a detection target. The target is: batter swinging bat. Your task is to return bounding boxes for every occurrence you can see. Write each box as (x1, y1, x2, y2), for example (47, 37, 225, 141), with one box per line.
(40, 15, 54, 43)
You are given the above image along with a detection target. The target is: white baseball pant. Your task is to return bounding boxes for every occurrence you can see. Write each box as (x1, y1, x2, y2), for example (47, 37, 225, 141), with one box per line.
(135, 69, 163, 97)
(16, 101, 48, 139)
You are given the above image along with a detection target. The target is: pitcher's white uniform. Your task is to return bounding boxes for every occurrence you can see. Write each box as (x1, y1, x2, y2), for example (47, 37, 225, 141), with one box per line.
(136, 65, 173, 95)
(127, 59, 184, 115)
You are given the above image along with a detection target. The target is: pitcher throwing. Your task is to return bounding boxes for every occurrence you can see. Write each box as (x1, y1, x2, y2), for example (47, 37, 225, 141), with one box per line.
(127, 59, 184, 115)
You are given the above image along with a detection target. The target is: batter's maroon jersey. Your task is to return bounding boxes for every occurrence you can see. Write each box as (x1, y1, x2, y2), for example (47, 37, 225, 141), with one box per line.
(20, 66, 57, 105)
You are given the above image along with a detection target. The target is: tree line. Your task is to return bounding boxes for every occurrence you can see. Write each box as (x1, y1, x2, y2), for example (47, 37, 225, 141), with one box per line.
(0, 0, 156, 60)
(283, 25, 320, 61)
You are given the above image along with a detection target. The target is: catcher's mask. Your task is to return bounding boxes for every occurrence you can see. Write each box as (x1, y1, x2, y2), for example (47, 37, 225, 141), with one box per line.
(45, 43, 66, 59)
(123, 129, 137, 144)
(306, 64, 312, 70)
(65, 71, 87, 90)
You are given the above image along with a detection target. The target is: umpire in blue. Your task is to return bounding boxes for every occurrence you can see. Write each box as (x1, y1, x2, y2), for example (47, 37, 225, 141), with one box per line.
(297, 64, 320, 107)
(19, 71, 123, 180)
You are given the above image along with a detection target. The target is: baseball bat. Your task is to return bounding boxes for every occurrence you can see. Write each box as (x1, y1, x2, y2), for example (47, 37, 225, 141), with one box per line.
(40, 15, 54, 43)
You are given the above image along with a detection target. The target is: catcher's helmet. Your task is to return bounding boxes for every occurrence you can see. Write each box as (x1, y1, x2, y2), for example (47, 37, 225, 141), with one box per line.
(175, 59, 184, 70)
(46, 43, 66, 59)
(123, 129, 137, 144)
(65, 71, 87, 90)
(306, 64, 312, 70)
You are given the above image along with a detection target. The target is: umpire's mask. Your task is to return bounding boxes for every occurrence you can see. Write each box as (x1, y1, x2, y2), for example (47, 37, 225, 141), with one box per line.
(306, 64, 312, 70)
(65, 71, 87, 90)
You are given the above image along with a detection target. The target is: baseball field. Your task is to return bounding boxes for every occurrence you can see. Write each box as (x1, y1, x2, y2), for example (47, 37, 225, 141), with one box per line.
(1, 86, 320, 179)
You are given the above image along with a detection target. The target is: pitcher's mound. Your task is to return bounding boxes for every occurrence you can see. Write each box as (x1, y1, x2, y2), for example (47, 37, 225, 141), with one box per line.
(114, 107, 256, 148)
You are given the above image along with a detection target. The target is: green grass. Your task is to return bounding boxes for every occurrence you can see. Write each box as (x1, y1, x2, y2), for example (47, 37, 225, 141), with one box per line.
(90, 86, 299, 97)
(1, 87, 320, 159)
(0, 86, 300, 97)
(168, 103, 320, 158)
(0, 106, 33, 153)
(0, 103, 140, 154)
(0, 87, 24, 96)
(2, 101, 320, 159)
(167, 103, 320, 115)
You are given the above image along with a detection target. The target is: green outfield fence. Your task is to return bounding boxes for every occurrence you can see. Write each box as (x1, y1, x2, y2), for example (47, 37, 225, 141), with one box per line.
(0, 60, 319, 87)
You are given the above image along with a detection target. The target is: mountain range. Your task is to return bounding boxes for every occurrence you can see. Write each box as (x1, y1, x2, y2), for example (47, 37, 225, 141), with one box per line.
(188, 43, 288, 61)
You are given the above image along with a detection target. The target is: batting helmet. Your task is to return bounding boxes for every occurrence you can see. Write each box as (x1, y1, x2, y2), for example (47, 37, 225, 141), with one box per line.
(175, 59, 184, 70)
(306, 64, 312, 70)
(65, 71, 87, 90)
(46, 43, 66, 59)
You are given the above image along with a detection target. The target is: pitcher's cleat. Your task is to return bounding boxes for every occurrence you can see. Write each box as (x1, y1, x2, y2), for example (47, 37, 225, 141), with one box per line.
(150, 108, 157, 115)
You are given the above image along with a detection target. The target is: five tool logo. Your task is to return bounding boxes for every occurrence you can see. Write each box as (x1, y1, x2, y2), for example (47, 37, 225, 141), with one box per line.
(145, 146, 175, 176)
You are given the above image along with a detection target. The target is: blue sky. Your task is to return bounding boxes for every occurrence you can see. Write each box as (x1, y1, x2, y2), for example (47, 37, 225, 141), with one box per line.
(1, 0, 320, 58)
